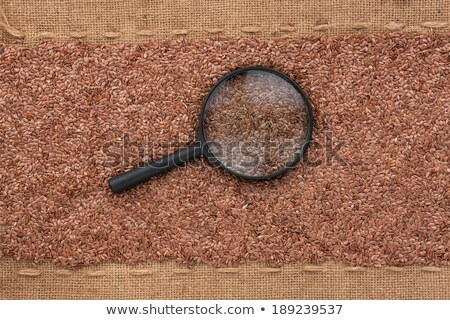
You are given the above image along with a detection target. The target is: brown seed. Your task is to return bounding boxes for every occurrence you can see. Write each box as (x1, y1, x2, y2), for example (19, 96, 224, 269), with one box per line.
(0, 34, 449, 268)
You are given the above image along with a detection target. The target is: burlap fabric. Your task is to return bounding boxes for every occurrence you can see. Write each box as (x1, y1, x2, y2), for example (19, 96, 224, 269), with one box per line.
(1, 259, 449, 299)
(0, 0, 448, 43)
(1, 0, 449, 299)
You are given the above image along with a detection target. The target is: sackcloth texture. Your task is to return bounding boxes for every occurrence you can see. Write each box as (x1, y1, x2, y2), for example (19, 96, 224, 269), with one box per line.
(0, 0, 449, 299)
(0, 0, 449, 43)
(1, 259, 449, 299)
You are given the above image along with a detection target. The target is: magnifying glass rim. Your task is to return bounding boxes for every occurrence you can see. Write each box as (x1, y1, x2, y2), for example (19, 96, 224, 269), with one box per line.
(198, 66, 313, 180)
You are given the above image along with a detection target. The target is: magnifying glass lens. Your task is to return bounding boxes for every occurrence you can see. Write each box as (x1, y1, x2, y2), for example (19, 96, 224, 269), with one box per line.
(203, 70, 309, 178)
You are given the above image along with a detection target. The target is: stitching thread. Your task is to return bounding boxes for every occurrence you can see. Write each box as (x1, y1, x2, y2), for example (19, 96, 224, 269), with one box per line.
(302, 265, 324, 272)
(216, 268, 240, 273)
(69, 31, 88, 39)
(0, 5, 25, 38)
(352, 22, 370, 30)
(312, 24, 331, 31)
(17, 269, 41, 276)
(259, 267, 282, 273)
(16, 266, 446, 277)
(55, 269, 72, 276)
(385, 21, 406, 31)
(421, 21, 448, 28)
(421, 266, 442, 272)
(136, 29, 154, 36)
(129, 269, 154, 276)
(1, 23, 449, 40)
(386, 266, 405, 272)
(172, 29, 189, 35)
(206, 28, 224, 34)
(103, 31, 121, 38)
(241, 26, 261, 33)
(279, 25, 296, 32)
(86, 270, 107, 277)
(38, 31, 57, 38)
(343, 266, 367, 272)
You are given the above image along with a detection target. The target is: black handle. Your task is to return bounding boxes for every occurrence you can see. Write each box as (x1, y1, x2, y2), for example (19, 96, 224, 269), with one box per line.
(108, 141, 203, 193)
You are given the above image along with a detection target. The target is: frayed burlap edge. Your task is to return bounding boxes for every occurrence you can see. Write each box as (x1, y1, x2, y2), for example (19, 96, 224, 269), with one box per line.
(0, 0, 448, 43)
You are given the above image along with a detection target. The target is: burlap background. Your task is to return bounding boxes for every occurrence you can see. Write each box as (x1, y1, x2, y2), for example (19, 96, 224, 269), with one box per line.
(1, 259, 449, 299)
(0, 0, 449, 43)
(1, 0, 449, 299)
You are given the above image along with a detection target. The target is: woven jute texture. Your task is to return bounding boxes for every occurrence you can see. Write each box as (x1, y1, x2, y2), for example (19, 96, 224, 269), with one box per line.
(0, 0, 449, 43)
(1, 259, 449, 299)
(1, 0, 449, 300)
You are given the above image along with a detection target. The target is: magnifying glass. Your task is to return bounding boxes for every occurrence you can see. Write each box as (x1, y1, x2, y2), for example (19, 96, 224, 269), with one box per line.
(108, 66, 313, 193)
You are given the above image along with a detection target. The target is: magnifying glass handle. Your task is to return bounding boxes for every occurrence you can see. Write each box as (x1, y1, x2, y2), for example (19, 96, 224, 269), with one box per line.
(108, 141, 203, 193)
